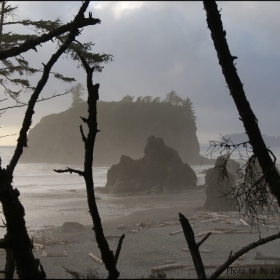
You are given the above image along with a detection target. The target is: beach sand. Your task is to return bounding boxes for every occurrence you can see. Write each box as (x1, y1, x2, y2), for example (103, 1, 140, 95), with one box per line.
(1, 188, 280, 279)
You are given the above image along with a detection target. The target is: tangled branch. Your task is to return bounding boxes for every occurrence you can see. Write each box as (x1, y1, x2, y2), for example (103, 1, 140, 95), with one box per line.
(232, 154, 279, 227)
(205, 135, 279, 228)
(0, 88, 73, 111)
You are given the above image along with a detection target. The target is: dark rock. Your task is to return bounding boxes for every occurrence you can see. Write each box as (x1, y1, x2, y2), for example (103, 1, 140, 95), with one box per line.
(226, 157, 243, 180)
(104, 136, 197, 194)
(59, 222, 85, 233)
(203, 153, 242, 189)
(203, 153, 236, 211)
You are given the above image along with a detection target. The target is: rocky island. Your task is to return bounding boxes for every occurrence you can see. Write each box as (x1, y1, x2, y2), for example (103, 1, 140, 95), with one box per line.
(20, 98, 201, 166)
(102, 136, 197, 194)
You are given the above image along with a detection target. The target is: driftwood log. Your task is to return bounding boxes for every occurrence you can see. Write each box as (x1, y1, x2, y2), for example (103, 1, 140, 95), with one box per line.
(151, 264, 189, 273)
(169, 229, 183, 236)
(89, 252, 103, 264)
(41, 251, 67, 258)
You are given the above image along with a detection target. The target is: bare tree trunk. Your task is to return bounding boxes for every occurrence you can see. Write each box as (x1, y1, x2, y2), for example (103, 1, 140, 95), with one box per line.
(54, 54, 124, 279)
(0, 1, 5, 48)
(203, 1, 280, 205)
(76, 54, 122, 279)
(179, 4, 280, 279)
(0, 161, 46, 279)
(179, 213, 208, 279)
(5, 248, 15, 279)
(0, 2, 91, 278)
(179, 213, 280, 279)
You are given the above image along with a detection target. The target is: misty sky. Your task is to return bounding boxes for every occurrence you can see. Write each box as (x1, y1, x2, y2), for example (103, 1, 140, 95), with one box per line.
(0, 1, 279, 146)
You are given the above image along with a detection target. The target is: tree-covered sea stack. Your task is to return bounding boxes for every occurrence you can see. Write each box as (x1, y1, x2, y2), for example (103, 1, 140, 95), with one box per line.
(21, 92, 200, 166)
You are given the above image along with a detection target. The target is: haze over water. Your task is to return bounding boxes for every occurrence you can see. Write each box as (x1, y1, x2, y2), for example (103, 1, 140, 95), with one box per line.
(1, 144, 280, 195)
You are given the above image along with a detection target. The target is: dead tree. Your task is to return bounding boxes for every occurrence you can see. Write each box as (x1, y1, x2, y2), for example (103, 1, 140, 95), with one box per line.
(203, 1, 280, 206)
(179, 213, 209, 279)
(0, 17, 100, 61)
(204, 136, 279, 227)
(178, 2, 280, 279)
(0, 1, 100, 278)
(179, 213, 280, 279)
(54, 54, 124, 279)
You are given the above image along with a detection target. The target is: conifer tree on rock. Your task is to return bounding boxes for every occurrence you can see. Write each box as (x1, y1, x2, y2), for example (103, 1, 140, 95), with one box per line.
(71, 83, 85, 107)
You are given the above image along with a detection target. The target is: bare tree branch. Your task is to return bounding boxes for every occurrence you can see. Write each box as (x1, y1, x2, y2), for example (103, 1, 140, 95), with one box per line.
(79, 124, 87, 144)
(63, 266, 80, 279)
(210, 231, 280, 279)
(54, 167, 84, 177)
(0, 2, 92, 279)
(0, 133, 17, 139)
(0, 18, 100, 60)
(115, 234, 125, 264)
(203, 1, 280, 207)
(197, 232, 211, 248)
(179, 213, 206, 279)
(205, 137, 278, 227)
(7, 1, 91, 174)
(77, 52, 121, 279)
(0, 88, 73, 111)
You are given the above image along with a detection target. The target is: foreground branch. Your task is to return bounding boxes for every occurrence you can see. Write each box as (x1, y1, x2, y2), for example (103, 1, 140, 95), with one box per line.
(0, 2, 91, 279)
(0, 18, 100, 60)
(210, 231, 280, 279)
(114, 234, 125, 264)
(179, 213, 280, 279)
(0, 88, 73, 112)
(7, 1, 90, 174)
(78, 53, 122, 279)
(54, 167, 84, 177)
(179, 213, 207, 279)
(203, 1, 280, 206)
(0, 133, 17, 139)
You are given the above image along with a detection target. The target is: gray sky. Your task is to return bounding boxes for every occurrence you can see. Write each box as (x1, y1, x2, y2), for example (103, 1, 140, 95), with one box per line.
(0, 1, 280, 146)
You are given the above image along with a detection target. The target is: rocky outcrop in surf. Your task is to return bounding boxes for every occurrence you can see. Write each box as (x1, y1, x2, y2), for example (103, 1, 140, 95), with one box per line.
(103, 136, 197, 194)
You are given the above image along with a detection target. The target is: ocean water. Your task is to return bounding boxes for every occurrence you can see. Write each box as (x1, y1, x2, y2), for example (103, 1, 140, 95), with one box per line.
(1, 145, 280, 194)
(0, 146, 214, 193)
(0, 146, 109, 194)
(0, 146, 212, 229)
(0, 145, 279, 229)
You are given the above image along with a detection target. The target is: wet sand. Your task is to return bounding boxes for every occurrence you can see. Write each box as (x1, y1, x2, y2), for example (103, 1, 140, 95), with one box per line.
(2, 188, 280, 279)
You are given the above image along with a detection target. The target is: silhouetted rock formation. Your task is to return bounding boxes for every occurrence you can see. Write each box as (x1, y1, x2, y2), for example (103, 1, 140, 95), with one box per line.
(203, 153, 242, 189)
(224, 154, 243, 180)
(20, 100, 200, 166)
(104, 136, 197, 194)
(58, 222, 85, 233)
(203, 153, 236, 211)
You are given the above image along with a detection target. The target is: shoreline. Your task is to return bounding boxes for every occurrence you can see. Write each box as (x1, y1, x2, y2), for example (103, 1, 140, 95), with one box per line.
(19, 187, 206, 226)
(2, 188, 280, 279)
